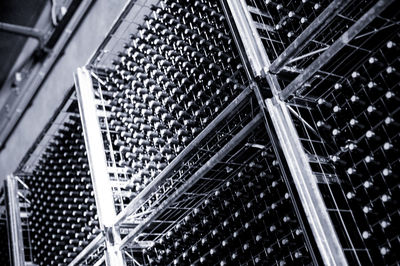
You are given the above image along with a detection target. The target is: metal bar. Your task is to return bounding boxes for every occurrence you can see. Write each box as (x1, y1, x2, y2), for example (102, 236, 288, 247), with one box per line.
(68, 234, 104, 266)
(268, 0, 348, 74)
(93, 255, 106, 266)
(279, 0, 395, 100)
(250, 82, 323, 265)
(287, 105, 321, 139)
(223, 0, 337, 260)
(119, 113, 263, 248)
(126, 241, 154, 249)
(114, 86, 252, 225)
(74, 67, 124, 266)
(247, 5, 272, 19)
(5, 175, 25, 266)
(0, 22, 44, 43)
(266, 99, 348, 266)
(225, 0, 272, 79)
(287, 47, 329, 64)
(252, 21, 275, 32)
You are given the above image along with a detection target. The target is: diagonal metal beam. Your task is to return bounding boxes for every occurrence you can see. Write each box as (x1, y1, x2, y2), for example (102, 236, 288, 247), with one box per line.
(268, 0, 348, 74)
(279, 0, 395, 100)
(119, 113, 263, 248)
(114, 86, 253, 226)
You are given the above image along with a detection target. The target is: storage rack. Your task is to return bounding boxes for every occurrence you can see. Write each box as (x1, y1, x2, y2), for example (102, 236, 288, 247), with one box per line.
(3, 0, 399, 265)
(5, 88, 106, 266)
(232, 0, 400, 265)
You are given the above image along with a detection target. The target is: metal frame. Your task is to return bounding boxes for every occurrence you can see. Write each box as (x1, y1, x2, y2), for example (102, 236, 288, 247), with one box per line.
(74, 67, 125, 266)
(87, 0, 160, 67)
(279, 0, 395, 100)
(250, 83, 324, 265)
(119, 113, 263, 248)
(266, 99, 347, 266)
(225, 0, 272, 80)
(4, 175, 25, 266)
(223, 0, 351, 264)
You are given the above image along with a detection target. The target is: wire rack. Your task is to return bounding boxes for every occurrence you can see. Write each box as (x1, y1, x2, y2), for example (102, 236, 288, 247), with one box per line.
(117, 96, 260, 230)
(10, 88, 103, 265)
(245, 0, 334, 62)
(244, 0, 399, 96)
(275, 2, 400, 264)
(121, 123, 319, 266)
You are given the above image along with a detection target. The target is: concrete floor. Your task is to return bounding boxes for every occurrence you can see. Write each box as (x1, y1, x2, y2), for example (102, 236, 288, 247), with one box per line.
(0, 0, 128, 181)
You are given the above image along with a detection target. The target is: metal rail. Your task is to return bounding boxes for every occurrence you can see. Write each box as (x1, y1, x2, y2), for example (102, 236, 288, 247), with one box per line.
(268, 0, 348, 74)
(74, 67, 125, 266)
(266, 99, 348, 266)
(119, 113, 263, 248)
(5, 175, 25, 266)
(0, 22, 44, 45)
(279, 0, 395, 100)
(249, 82, 324, 265)
(114, 86, 253, 226)
(225, 0, 271, 79)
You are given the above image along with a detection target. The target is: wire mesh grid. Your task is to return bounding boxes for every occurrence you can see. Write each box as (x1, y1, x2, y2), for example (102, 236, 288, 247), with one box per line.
(91, 85, 258, 223)
(121, 122, 318, 266)
(291, 4, 400, 99)
(122, 99, 259, 218)
(283, 14, 400, 263)
(86, 56, 254, 216)
(243, 0, 399, 96)
(7, 90, 83, 264)
(89, 0, 160, 70)
(8, 87, 105, 265)
(278, 0, 378, 71)
(121, 126, 271, 263)
(287, 104, 372, 264)
(133, 144, 265, 241)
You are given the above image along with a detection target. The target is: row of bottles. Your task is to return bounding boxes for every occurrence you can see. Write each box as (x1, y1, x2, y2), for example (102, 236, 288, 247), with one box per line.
(313, 37, 400, 264)
(24, 113, 99, 266)
(141, 145, 315, 265)
(93, 0, 249, 211)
